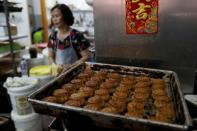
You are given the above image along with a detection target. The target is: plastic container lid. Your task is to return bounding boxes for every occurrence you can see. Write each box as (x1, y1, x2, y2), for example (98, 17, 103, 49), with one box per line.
(4, 77, 38, 93)
(29, 65, 51, 76)
(37, 43, 47, 49)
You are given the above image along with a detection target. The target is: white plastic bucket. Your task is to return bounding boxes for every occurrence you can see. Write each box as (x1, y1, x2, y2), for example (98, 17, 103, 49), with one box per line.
(4, 77, 39, 115)
(11, 111, 42, 131)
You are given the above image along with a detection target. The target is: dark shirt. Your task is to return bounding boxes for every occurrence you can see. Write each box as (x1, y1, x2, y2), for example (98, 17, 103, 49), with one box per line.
(48, 29, 90, 59)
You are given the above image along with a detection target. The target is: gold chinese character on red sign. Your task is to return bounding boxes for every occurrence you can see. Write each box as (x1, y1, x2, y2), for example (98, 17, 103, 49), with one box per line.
(132, 3, 151, 20)
(125, 0, 158, 34)
(132, 0, 140, 3)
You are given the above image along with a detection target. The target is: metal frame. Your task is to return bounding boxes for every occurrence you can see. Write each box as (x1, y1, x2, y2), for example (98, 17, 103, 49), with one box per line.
(3, 0, 17, 75)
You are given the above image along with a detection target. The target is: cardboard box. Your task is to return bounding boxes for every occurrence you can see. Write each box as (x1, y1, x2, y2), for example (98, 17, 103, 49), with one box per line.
(0, 24, 17, 36)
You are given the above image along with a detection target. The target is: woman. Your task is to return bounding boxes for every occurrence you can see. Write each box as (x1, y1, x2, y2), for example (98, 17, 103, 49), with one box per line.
(48, 4, 90, 65)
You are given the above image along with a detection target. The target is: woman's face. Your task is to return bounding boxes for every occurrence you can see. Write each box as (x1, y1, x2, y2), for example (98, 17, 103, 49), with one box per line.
(51, 8, 65, 28)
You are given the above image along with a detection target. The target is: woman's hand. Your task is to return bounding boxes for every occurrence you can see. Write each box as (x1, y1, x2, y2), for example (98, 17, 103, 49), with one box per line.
(51, 63, 63, 76)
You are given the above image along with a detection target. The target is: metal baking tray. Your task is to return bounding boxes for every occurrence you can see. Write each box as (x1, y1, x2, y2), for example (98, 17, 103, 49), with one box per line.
(28, 62, 191, 131)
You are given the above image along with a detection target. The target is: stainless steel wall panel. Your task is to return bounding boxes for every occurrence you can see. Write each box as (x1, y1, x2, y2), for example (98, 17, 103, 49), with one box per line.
(94, 0, 197, 93)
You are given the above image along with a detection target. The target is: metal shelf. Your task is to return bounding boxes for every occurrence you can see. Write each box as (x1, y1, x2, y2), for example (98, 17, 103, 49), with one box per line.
(0, 34, 27, 41)
(0, 1, 22, 12)
(72, 10, 93, 13)
(1, 0, 23, 75)
(0, 50, 21, 58)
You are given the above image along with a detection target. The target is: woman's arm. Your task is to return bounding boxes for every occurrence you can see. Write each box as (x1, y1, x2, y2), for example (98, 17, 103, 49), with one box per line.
(72, 30, 90, 63)
(48, 49, 56, 64)
(78, 48, 90, 62)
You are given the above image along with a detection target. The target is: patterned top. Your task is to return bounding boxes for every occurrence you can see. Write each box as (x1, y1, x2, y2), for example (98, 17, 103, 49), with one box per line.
(48, 29, 90, 59)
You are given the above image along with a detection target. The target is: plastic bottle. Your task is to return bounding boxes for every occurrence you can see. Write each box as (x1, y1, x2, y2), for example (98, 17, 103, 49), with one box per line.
(20, 59, 28, 77)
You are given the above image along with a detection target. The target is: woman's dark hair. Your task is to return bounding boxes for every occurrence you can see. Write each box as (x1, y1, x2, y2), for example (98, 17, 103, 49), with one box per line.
(51, 4, 74, 26)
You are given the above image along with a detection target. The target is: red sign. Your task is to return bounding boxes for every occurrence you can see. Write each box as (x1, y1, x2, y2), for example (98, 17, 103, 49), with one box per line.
(125, 0, 158, 34)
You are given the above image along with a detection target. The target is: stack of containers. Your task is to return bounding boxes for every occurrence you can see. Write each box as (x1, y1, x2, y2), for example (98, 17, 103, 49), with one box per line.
(4, 77, 42, 131)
